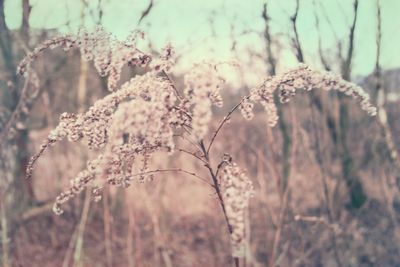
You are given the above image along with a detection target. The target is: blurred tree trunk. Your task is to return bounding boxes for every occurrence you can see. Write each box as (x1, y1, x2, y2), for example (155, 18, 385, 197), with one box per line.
(373, 0, 400, 171)
(0, 0, 34, 200)
(295, 0, 366, 209)
(0, 0, 34, 264)
(262, 2, 292, 197)
(262, 4, 294, 266)
(337, 0, 367, 209)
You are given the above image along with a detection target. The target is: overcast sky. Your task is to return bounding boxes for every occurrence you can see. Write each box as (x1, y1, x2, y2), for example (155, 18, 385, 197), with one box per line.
(4, 0, 400, 85)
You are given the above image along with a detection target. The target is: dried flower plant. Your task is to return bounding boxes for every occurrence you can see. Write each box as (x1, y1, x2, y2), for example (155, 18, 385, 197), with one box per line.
(17, 26, 150, 91)
(19, 27, 376, 262)
(242, 64, 377, 128)
(220, 161, 254, 257)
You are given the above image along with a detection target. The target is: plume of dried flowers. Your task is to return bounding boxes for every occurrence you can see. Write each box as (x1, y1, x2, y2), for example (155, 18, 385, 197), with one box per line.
(183, 63, 225, 139)
(21, 30, 188, 212)
(220, 162, 254, 257)
(31, 71, 182, 213)
(245, 64, 376, 126)
(239, 97, 254, 121)
(17, 26, 149, 91)
(150, 43, 175, 72)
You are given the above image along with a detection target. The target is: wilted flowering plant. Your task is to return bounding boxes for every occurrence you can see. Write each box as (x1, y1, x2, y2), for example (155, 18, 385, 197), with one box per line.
(19, 27, 376, 264)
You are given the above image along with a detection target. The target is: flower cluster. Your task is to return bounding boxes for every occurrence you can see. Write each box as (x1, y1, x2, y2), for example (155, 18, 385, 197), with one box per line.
(28, 72, 184, 214)
(103, 74, 178, 185)
(220, 162, 254, 257)
(246, 64, 377, 126)
(183, 63, 225, 139)
(52, 160, 97, 215)
(150, 43, 175, 72)
(17, 27, 150, 91)
(239, 97, 254, 121)
(41, 60, 229, 213)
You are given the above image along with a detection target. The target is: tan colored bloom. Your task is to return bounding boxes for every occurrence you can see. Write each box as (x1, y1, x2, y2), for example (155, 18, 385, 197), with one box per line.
(220, 162, 254, 257)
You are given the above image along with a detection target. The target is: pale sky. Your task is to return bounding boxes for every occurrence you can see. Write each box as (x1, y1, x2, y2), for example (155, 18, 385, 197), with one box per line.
(4, 0, 400, 85)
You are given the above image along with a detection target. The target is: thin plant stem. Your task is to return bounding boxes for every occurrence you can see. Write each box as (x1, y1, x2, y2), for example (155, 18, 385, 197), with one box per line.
(178, 148, 207, 164)
(130, 168, 212, 186)
(199, 140, 239, 267)
(207, 96, 249, 154)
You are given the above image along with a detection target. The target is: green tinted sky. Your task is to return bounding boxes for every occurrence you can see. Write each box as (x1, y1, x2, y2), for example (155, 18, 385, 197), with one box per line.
(4, 0, 400, 83)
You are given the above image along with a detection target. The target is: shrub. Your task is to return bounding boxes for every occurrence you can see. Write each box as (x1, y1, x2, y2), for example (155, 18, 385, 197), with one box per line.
(19, 27, 376, 263)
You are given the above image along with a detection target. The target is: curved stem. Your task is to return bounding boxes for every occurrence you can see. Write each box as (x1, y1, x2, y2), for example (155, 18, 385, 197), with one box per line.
(207, 96, 249, 154)
(131, 168, 212, 187)
(199, 140, 239, 267)
(161, 70, 184, 100)
(178, 148, 207, 164)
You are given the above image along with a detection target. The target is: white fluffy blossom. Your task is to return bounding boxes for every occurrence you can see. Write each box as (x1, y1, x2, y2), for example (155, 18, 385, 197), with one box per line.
(220, 162, 254, 257)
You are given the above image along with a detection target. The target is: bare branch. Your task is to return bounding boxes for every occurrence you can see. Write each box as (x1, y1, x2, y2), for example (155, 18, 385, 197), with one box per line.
(206, 96, 249, 154)
(291, 0, 304, 63)
(262, 2, 276, 75)
(131, 168, 212, 186)
(312, 0, 331, 71)
(373, 0, 400, 169)
(342, 0, 358, 79)
(138, 0, 154, 25)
